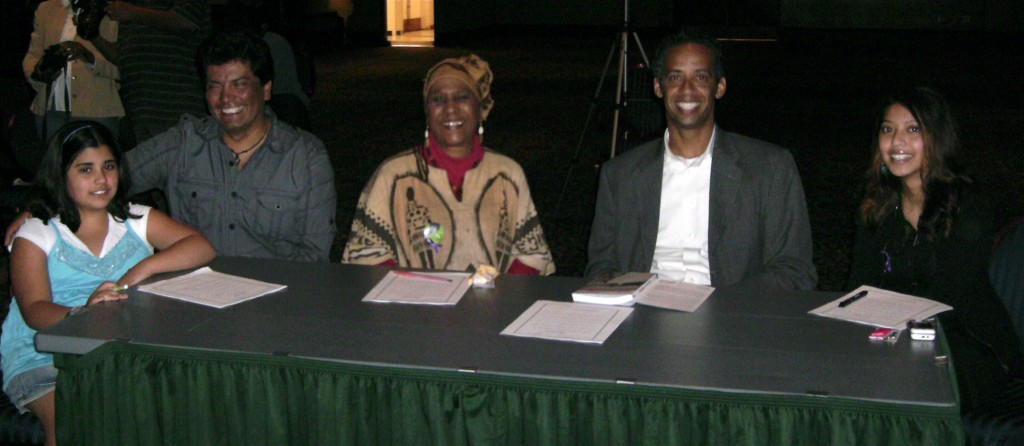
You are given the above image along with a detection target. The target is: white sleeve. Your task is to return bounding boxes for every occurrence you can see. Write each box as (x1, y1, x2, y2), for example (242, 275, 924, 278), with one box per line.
(10, 218, 58, 254)
(127, 203, 154, 251)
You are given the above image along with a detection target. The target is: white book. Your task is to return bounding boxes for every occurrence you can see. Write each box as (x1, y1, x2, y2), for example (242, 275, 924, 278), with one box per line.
(571, 272, 656, 306)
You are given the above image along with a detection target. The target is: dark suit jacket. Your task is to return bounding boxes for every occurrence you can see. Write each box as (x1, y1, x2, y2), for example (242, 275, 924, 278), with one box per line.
(586, 128, 817, 290)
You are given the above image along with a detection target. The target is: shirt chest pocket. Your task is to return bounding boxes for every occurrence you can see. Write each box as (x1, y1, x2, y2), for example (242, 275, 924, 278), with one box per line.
(247, 190, 304, 240)
(173, 180, 220, 230)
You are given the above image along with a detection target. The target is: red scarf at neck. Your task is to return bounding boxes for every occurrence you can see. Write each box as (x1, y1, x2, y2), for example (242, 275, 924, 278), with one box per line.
(421, 133, 485, 201)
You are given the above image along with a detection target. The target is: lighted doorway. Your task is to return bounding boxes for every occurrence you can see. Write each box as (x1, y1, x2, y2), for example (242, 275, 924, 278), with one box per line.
(386, 0, 435, 47)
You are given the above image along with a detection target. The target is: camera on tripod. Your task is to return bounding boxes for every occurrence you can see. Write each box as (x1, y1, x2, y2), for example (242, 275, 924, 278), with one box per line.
(71, 0, 109, 41)
(32, 44, 68, 84)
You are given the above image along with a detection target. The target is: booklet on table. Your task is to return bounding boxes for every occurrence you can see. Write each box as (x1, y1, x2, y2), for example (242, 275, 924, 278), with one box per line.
(571, 272, 656, 306)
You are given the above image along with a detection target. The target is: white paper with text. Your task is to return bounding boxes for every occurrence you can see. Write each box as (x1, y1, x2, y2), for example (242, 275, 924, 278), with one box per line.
(138, 267, 286, 309)
(634, 279, 714, 312)
(362, 271, 472, 305)
(501, 300, 632, 344)
(809, 285, 952, 328)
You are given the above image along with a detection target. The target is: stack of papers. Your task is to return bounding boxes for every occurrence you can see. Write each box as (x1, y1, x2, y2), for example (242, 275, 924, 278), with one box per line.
(808, 285, 952, 329)
(362, 271, 472, 305)
(138, 267, 286, 308)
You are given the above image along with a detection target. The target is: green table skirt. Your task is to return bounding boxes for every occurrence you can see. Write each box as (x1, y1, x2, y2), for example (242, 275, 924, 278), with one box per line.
(54, 342, 964, 445)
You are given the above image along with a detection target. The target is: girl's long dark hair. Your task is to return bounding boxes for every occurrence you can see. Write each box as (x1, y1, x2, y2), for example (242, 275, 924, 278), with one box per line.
(857, 87, 971, 240)
(30, 121, 137, 232)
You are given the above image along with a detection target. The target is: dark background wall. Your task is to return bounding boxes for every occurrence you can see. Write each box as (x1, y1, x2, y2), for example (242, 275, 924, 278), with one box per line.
(5, 0, 1021, 60)
(339, 0, 1020, 44)
(782, 0, 1023, 31)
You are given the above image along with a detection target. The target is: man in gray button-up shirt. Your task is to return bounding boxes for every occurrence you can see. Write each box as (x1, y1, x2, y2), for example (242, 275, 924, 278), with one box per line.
(126, 30, 336, 262)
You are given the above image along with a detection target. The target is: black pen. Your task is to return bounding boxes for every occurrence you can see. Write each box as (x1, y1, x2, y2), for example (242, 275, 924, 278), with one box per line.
(838, 290, 868, 308)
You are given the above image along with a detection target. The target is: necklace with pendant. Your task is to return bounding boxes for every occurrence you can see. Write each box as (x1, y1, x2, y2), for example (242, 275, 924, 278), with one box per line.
(228, 123, 270, 167)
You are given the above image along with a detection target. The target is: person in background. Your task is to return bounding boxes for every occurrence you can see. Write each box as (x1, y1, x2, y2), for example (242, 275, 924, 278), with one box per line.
(104, 0, 210, 145)
(847, 86, 1024, 413)
(262, 24, 312, 131)
(221, 0, 313, 131)
(343, 54, 555, 274)
(1, 121, 215, 446)
(585, 31, 816, 290)
(24, 0, 124, 146)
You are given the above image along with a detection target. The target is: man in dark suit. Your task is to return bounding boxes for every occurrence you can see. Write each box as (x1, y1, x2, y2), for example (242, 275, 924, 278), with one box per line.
(586, 32, 817, 290)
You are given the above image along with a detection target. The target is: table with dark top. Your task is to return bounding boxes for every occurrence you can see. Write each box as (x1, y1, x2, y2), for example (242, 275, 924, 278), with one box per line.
(37, 257, 963, 445)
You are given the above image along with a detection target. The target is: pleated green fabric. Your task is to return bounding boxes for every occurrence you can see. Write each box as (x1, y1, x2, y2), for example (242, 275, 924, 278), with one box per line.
(53, 343, 964, 445)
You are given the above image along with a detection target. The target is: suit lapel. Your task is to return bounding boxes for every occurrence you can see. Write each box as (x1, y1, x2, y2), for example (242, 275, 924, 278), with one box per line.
(709, 129, 741, 253)
(630, 141, 664, 269)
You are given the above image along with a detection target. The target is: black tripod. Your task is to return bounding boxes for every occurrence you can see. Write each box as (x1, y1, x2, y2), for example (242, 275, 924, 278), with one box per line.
(556, 0, 652, 210)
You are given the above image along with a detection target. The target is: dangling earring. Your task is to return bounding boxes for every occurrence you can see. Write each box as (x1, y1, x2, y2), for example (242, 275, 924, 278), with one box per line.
(477, 122, 484, 136)
(424, 127, 430, 146)
(880, 163, 889, 175)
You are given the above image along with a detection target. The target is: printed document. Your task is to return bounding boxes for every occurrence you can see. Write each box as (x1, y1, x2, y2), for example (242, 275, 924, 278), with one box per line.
(501, 300, 633, 344)
(634, 279, 714, 312)
(138, 267, 286, 309)
(362, 271, 472, 305)
(809, 285, 952, 328)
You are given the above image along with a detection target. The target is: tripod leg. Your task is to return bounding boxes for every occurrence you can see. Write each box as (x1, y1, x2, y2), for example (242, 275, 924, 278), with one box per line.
(589, 41, 620, 108)
(609, 30, 629, 159)
(556, 36, 621, 211)
(632, 32, 652, 68)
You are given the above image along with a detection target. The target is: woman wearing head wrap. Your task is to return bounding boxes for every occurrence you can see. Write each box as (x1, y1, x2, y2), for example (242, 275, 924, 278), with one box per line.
(342, 55, 555, 274)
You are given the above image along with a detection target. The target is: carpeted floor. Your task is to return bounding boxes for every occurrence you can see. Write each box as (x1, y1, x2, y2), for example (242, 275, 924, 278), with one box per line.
(309, 29, 1024, 291)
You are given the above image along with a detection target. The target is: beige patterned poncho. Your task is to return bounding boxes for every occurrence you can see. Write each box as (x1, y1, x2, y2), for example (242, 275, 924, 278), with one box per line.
(342, 148, 555, 274)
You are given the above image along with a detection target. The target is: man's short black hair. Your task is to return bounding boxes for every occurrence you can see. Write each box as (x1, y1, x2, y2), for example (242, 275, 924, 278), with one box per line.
(199, 29, 274, 85)
(651, 31, 725, 82)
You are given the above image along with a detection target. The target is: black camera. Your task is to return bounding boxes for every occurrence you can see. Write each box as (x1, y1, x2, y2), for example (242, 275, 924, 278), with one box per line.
(71, 0, 109, 41)
(32, 44, 67, 84)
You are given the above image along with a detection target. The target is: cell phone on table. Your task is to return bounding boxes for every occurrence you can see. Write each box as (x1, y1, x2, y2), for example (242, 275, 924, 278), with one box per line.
(907, 320, 936, 341)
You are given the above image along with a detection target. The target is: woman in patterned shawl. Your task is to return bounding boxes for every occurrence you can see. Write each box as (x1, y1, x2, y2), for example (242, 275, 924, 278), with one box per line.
(342, 54, 554, 275)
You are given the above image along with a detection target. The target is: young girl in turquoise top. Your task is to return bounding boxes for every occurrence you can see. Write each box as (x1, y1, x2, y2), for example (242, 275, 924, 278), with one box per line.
(1, 121, 216, 446)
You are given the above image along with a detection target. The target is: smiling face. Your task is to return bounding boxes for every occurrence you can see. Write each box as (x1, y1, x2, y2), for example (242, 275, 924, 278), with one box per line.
(66, 145, 118, 214)
(206, 59, 271, 139)
(654, 43, 726, 135)
(425, 77, 482, 157)
(879, 103, 927, 190)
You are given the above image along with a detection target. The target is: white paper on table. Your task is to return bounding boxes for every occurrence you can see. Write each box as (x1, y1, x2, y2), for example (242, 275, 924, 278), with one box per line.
(808, 285, 953, 329)
(362, 271, 472, 305)
(137, 267, 286, 309)
(634, 278, 715, 312)
(501, 300, 633, 344)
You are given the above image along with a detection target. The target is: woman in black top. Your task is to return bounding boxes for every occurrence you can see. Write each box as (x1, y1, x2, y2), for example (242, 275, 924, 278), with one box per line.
(848, 87, 1023, 413)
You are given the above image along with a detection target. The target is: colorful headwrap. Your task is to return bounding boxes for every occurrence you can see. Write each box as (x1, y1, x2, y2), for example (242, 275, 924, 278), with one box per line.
(423, 54, 494, 120)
